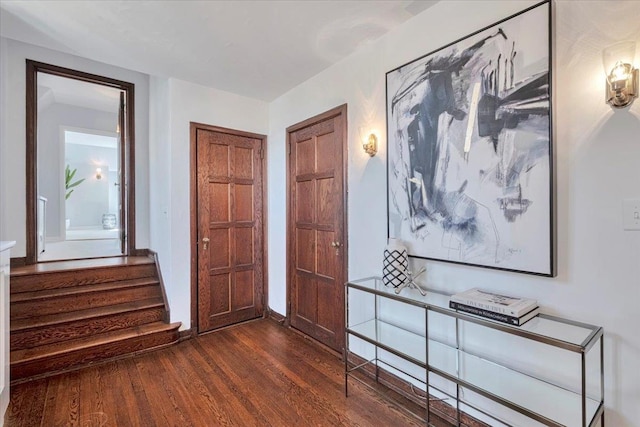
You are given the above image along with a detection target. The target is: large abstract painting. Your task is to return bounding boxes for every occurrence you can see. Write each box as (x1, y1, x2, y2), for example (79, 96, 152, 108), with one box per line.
(386, 1, 554, 276)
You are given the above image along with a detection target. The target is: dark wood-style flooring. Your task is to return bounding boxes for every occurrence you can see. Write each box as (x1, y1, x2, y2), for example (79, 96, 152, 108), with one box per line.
(5, 319, 453, 427)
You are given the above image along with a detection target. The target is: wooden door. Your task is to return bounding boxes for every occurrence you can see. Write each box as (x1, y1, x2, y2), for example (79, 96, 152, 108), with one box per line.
(287, 105, 347, 353)
(194, 124, 265, 333)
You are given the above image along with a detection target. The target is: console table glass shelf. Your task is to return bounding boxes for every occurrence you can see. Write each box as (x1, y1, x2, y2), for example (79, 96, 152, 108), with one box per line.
(344, 277, 604, 427)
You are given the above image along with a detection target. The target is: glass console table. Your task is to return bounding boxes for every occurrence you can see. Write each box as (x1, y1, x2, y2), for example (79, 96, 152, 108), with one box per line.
(344, 277, 604, 427)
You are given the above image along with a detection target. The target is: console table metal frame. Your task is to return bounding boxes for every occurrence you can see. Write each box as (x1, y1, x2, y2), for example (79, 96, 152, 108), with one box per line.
(344, 277, 604, 427)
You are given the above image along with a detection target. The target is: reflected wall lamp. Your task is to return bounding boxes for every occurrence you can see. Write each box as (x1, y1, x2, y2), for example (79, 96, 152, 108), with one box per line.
(360, 127, 378, 157)
(603, 41, 638, 109)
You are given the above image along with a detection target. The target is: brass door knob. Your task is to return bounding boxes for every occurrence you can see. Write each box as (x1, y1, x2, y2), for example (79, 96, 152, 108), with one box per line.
(330, 241, 342, 255)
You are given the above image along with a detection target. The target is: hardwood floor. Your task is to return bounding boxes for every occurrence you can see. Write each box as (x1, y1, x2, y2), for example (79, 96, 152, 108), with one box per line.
(5, 319, 456, 426)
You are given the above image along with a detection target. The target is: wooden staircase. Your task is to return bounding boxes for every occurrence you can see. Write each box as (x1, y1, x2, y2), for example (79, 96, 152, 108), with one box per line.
(9, 256, 181, 382)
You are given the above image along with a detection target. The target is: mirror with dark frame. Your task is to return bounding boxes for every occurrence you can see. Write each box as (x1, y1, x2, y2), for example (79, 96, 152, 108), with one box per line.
(25, 60, 136, 264)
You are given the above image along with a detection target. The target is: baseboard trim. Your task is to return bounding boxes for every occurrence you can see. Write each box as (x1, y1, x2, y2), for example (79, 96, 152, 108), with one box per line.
(130, 248, 150, 257)
(10, 257, 27, 268)
(347, 353, 489, 427)
(178, 328, 196, 342)
(266, 308, 286, 325)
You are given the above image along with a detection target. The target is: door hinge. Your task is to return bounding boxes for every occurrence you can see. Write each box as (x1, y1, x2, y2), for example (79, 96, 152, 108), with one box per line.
(288, 142, 291, 155)
(259, 147, 264, 159)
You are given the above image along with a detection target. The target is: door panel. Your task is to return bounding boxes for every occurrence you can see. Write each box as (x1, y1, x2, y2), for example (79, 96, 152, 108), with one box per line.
(317, 177, 336, 225)
(196, 127, 264, 333)
(288, 105, 347, 352)
(317, 230, 337, 278)
(235, 185, 254, 221)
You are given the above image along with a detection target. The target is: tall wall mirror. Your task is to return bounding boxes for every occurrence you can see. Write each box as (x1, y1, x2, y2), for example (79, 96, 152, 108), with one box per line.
(26, 61, 136, 264)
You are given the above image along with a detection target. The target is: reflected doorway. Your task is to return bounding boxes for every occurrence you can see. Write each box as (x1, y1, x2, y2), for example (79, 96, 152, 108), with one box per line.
(38, 129, 122, 261)
(26, 60, 136, 264)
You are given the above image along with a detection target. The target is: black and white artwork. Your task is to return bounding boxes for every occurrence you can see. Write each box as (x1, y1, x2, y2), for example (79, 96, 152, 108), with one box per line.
(386, 1, 554, 276)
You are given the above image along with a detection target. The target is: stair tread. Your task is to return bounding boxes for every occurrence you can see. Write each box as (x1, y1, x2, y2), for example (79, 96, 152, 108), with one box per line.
(11, 277, 159, 302)
(11, 256, 154, 277)
(11, 321, 181, 364)
(11, 298, 165, 332)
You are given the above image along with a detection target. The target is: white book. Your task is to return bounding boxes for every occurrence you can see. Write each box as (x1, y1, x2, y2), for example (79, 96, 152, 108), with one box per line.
(450, 288, 537, 317)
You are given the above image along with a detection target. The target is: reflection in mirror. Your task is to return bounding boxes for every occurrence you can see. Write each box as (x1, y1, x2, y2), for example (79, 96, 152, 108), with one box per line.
(36, 73, 123, 261)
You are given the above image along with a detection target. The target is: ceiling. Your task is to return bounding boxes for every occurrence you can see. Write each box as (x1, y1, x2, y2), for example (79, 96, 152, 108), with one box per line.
(0, 0, 438, 101)
(38, 73, 121, 113)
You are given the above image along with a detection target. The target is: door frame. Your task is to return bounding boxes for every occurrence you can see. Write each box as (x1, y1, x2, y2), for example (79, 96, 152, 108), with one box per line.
(285, 104, 348, 331)
(25, 60, 136, 265)
(189, 122, 269, 333)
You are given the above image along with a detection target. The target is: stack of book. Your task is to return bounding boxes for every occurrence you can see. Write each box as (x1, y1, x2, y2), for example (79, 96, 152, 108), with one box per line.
(449, 288, 539, 326)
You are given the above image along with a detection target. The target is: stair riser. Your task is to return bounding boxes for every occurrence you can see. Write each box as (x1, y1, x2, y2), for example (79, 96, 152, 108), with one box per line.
(11, 264, 157, 293)
(11, 286, 161, 320)
(11, 328, 179, 381)
(11, 306, 166, 350)
(10, 278, 160, 304)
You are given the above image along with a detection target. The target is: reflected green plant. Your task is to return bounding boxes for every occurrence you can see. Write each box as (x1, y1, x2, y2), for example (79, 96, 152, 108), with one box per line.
(65, 164, 85, 200)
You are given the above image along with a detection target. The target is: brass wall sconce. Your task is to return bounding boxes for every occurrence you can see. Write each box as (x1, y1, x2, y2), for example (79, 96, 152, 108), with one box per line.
(360, 127, 378, 157)
(603, 41, 638, 108)
(96, 167, 103, 180)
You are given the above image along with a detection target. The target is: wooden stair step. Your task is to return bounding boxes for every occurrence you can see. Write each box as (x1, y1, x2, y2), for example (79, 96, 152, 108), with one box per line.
(9, 254, 180, 383)
(11, 321, 181, 381)
(11, 298, 166, 350)
(11, 259, 156, 293)
(11, 277, 159, 303)
(11, 298, 165, 331)
(11, 283, 162, 320)
(11, 256, 155, 276)
(12, 321, 180, 362)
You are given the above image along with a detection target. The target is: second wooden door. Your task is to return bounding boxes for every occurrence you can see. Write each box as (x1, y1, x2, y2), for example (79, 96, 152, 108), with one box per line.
(287, 105, 347, 353)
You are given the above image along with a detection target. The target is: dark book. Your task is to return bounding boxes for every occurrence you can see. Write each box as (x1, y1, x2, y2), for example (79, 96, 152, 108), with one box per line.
(449, 301, 539, 326)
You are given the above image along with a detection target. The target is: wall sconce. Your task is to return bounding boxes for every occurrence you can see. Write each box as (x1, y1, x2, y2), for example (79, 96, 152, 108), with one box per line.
(96, 167, 103, 180)
(359, 127, 378, 157)
(603, 41, 638, 108)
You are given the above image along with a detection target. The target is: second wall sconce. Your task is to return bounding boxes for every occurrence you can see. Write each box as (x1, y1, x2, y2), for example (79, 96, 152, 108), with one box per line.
(603, 41, 638, 108)
(359, 127, 378, 157)
(96, 167, 103, 180)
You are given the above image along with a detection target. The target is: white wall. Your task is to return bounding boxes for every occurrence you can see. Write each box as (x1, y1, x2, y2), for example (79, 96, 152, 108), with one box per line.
(148, 75, 172, 316)
(0, 37, 10, 245)
(0, 37, 151, 255)
(268, 1, 640, 425)
(149, 77, 269, 328)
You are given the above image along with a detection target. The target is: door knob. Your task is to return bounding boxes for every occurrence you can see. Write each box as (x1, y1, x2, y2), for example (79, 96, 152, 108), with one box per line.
(331, 241, 341, 255)
(202, 237, 210, 250)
